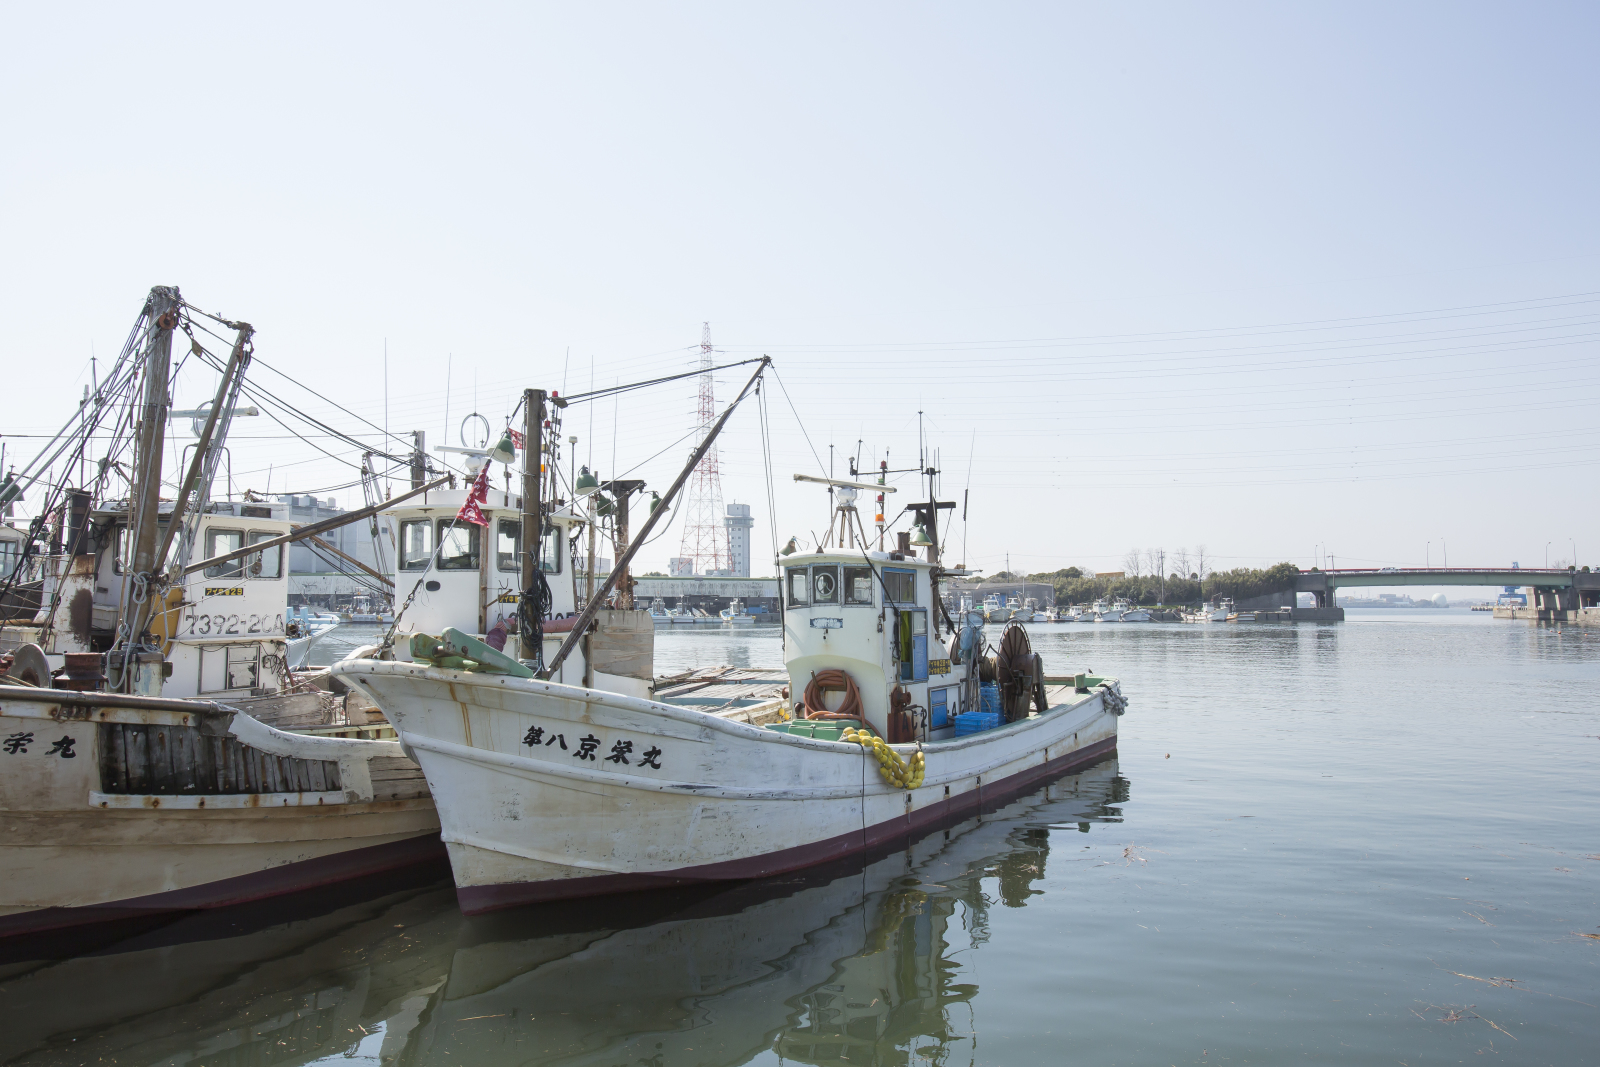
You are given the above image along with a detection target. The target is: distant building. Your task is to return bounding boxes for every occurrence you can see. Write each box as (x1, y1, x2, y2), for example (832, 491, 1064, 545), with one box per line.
(669, 557, 695, 577)
(725, 503, 754, 578)
(269, 495, 393, 608)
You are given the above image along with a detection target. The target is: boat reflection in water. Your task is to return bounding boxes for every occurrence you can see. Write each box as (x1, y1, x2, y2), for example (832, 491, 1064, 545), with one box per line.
(2, 759, 1128, 1067)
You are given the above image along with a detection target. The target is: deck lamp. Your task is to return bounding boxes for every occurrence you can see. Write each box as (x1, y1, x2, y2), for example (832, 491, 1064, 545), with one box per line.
(575, 466, 600, 497)
(648, 491, 666, 516)
(910, 524, 933, 548)
(593, 492, 614, 517)
(488, 429, 517, 465)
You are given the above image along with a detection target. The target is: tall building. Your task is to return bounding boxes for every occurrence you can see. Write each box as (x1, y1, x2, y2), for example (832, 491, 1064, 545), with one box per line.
(669, 557, 695, 577)
(725, 503, 754, 578)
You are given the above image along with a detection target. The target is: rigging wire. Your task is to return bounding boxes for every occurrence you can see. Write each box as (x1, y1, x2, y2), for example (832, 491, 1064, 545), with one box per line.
(560, 357, 767, 404)
(770, 366, 828, 478)
(757, 380, 780, 562)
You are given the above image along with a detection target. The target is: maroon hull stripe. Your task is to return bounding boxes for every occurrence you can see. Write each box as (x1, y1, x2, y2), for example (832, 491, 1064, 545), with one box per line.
(0, 832, 446, 942)
(457, 736, 1118, 915)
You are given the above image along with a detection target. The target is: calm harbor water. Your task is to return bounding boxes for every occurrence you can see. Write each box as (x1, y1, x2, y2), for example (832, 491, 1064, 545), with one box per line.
(4, 613, 1598, 1066)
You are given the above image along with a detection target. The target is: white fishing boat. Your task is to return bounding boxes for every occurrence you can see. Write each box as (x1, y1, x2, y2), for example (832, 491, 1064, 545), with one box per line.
(0, 683, 438, 940)
(647, 598, 673, 627)
(0, 287, 442, 940)
(1091, 597, 1121, 622)
(286, 614, 341, 669)
(981, 594, 1011, 623)
(335, 380, 1128, 913)
(1183, 598, 1234, 623)
(1115, 598, 1152, 622)
(720, 599, 756, 626)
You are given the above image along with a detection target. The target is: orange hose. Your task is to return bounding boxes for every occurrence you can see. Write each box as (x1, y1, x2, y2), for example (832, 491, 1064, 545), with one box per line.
(804, 668, 863, 720)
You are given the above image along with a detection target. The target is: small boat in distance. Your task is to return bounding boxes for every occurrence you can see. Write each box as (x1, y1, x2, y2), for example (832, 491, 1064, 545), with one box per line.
(983, 594, 1011, 623)
(1184, 598, 1234, 623)
(1117, 599, 1152, 622)
(720, 599, 756, 626)
(1092, 598, 1121, 622)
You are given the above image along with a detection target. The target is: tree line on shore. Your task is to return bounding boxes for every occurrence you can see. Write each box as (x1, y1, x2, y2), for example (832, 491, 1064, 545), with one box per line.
(982, 561, 1300, 607)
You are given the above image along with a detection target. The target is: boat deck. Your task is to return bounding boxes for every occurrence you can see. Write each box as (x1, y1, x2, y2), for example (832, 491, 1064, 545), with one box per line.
(653, 667, 789, 708)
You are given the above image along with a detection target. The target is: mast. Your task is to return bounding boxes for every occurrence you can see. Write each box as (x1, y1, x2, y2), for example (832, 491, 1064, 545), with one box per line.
(614, 487, 633, 610)
(519, 389, 546, 661)
(158, 319, 254, 577)
(114, 286, 180, 691)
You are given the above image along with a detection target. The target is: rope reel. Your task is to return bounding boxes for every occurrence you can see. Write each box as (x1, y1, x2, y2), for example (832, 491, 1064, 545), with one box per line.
(994, 621, 1047, 721)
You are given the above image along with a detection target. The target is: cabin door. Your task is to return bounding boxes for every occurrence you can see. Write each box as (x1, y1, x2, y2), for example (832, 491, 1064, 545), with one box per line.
(897, 608, 928, 682)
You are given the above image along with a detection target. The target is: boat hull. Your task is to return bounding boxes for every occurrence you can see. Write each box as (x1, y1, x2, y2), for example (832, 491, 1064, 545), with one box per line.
(0, 690, 441, 940)
(335, 661, 1121, 914)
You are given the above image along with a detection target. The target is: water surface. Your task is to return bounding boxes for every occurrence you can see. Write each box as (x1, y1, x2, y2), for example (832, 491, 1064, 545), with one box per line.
(4, 614, 1597, 1066)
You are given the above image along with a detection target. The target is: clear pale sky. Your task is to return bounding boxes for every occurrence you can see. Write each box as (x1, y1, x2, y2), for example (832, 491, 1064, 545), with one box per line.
(3, 3, 1596, 585)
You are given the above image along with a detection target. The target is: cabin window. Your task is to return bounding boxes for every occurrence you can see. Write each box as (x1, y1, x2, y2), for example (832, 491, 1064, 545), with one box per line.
(0, 540, 17, 579)
(883, 568, 916, 605)
(497, 520, 521, 571)
(786, 566, 810, 607)
(201, 643, 260, 692)
(540, 523, 562, 574)
(203, 529, 245, 579)
(399, 520, 435, 570)
(246, 531, 281, 579)
(844, 565, 873, 605)
(436, 520, 481, 571)
(812, 565, 840, 604)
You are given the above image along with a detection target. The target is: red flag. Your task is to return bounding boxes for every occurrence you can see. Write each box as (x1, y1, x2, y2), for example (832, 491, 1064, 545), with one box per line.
(507, 428, 525, 449)
(456, 465, 491, 526)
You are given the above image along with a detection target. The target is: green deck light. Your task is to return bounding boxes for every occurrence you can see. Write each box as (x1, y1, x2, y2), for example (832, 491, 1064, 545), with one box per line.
(488, 429, 517, 465)
(575, 466, 600, 497)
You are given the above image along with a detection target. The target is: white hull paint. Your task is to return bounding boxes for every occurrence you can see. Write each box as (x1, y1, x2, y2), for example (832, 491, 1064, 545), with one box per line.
(0, 689, 440, 936)
(336, 660, 1121, 912)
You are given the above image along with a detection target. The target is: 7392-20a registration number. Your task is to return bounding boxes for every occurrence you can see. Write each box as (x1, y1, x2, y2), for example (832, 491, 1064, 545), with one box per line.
(186, 613, 285, 637)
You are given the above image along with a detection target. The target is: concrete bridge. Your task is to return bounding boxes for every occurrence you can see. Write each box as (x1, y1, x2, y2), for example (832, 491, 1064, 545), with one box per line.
(1295, 567, 1600, 618)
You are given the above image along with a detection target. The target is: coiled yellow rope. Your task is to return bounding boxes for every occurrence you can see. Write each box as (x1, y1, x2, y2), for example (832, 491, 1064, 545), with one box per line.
(841, 727, 925, 789)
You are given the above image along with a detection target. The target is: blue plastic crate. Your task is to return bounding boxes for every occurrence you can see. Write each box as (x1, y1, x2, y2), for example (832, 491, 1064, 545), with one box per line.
(954, 711, 1002, 735)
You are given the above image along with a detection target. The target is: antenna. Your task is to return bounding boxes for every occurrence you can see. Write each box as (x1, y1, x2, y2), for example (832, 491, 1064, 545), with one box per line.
(676, 322, 733, 575)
